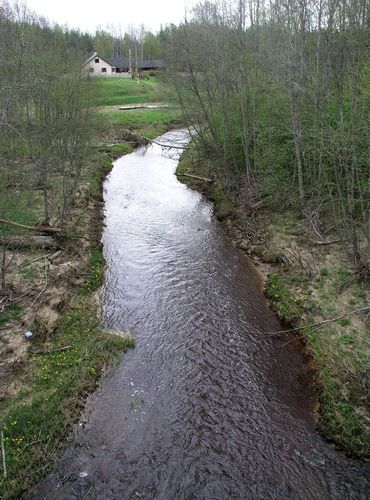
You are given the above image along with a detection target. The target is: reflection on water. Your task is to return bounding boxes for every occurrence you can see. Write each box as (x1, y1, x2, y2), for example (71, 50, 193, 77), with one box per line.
(33, 130, 369, 499)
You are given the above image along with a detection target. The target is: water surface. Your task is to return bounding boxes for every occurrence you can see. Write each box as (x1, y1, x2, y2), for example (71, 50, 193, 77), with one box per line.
(33, 130, 369, 499)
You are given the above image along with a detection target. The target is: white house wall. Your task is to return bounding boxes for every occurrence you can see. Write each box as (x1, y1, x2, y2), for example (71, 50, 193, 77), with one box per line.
(83, 56, 113, 76)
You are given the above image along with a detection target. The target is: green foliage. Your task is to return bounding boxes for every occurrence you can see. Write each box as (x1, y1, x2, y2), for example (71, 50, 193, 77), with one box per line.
(106, 143, 134, 155)
(82, 243, 105, 294)
(0, 297, 134, 499)
(265, 273, 305, 322)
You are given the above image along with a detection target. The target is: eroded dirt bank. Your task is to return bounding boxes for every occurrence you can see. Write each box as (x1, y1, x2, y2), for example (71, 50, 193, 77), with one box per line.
(33, 130, 369, 499)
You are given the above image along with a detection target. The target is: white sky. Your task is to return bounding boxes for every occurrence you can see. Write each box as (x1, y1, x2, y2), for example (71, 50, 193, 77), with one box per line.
(24, 0, 197, 33)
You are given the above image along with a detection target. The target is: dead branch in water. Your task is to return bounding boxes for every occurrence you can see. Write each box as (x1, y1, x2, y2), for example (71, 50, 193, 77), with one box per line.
(268, 305, 370, 336)
(175, 172, 213, 183)
(135, 133, 189, 150)
(0, 218, 61, 234)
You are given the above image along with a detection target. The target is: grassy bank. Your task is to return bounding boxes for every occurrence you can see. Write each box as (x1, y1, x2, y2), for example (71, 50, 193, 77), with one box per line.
(92, 75, 174, 106)
(177, 147, 370, 458)
(0, 151, 134, 498)
(0, 75, 181, 497)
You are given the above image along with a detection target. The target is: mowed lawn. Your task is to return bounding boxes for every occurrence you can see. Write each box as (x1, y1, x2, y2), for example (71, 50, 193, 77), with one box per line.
(91, 76, 172, 106)
(94, 76, 183, 137)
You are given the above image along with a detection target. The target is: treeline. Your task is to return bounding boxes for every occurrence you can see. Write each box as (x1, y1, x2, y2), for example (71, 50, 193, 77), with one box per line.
(0, 1, 95, 235)
(94, 26, 161, 60)
(163, 0, 369, 265)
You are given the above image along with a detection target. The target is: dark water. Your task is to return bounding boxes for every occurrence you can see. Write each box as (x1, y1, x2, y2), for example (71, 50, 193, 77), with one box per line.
(33, 130, 369, 499)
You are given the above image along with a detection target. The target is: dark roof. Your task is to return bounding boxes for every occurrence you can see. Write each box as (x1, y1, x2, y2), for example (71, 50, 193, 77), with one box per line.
(138, 60, 165, 69)
(106, 57, 165, 70)
(106, 57, 130, 68)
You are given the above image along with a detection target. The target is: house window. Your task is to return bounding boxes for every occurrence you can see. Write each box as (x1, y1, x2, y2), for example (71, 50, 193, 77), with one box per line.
(101, 68, 107, 73)
(95, 58, 99, 63)
(89, 68, 94, 73)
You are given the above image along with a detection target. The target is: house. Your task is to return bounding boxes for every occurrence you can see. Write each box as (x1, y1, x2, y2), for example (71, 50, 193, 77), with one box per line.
(82, 52, 127, 76)
(82, 52, 164, 77)
(138, 60, 165, 71)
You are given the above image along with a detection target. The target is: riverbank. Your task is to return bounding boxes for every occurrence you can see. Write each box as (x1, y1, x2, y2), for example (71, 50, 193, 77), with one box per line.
(176, 147, 369, 458)
(0, 76, 182, 497)
(0, 148, 135, 499)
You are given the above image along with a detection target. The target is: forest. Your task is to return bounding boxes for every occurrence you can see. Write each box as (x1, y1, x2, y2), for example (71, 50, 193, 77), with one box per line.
(163, 0, 369, 267)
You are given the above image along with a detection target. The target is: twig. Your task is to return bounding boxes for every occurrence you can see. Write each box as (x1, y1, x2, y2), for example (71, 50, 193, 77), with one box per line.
(250, 200, 264, 210)
(83, 485, 94, 499)
(0, 218, 61, 234)
(313, 239, 344, 246)
(267, 306, 370, 336)
(18, 253, 53, 269)
(30, 257, 48, 308)
(1, 429, 6, 479)
(175, 172, 213, 183)
(30, 345, 72, 355)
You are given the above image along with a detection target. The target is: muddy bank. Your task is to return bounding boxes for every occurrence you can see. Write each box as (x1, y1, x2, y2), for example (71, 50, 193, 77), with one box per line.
(33, 130, 369, 499)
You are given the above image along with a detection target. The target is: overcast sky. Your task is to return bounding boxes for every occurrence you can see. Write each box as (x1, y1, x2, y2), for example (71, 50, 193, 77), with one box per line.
(24, 0, 197, 33)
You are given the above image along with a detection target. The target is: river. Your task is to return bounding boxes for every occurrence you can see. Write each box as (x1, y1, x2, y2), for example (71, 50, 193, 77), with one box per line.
(33, 130, 369, 499)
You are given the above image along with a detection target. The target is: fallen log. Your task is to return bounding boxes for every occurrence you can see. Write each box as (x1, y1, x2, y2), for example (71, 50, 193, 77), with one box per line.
(175, 172, 213, 183)
(313, 239, 343, 246)
(135, 132, 188, 150)
(0, 218, 61, 234)
(2, 236, 59, 250)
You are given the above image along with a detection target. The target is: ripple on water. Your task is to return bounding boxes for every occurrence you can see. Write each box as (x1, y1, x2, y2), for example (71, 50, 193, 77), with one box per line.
(32, 129, 369, 500)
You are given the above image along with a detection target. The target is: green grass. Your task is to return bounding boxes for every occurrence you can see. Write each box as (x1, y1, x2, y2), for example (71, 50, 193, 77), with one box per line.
(101, 107, 182, 126)
(0, 175, 41, 238)
(265, 273, 308, 322)
(0, 303, 22, 327)
(92, 75, 182, 139)
(91, 76, 169, 106)
(0, 296, 134, 499)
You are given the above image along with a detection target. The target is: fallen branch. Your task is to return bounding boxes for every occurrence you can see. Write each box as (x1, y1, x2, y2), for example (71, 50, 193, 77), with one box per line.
(3, 236, 59, 250)
(175, 172, 213, 183)
(18, 253, 54, 269)
(135, 132, 188, 150)
(250, 200, 264, 210)
(1, 429, 6, 479)
(0, 218, 61, 234)
(30, 257, 48, 307)
(313, 239, 343, 246)
(267, 305, 370, 336)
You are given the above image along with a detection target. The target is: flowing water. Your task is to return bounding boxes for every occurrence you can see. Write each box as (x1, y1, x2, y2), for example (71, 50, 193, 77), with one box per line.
(34, 130, 369, 499)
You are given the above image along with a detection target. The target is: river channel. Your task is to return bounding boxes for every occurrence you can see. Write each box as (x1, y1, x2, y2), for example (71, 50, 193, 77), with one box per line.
(34, 130, 369, 499)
